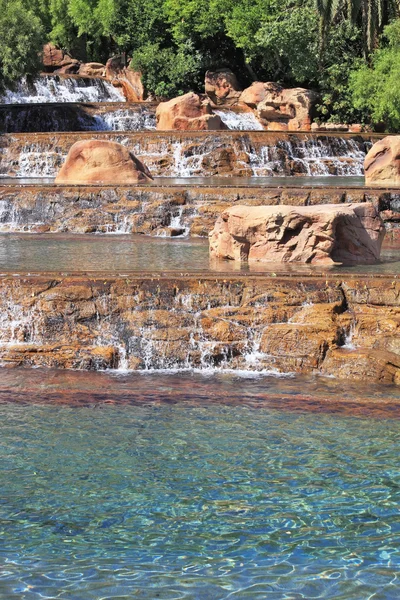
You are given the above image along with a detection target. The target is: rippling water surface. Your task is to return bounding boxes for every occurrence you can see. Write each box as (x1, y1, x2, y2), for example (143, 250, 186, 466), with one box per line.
(1, 370, 400, 599)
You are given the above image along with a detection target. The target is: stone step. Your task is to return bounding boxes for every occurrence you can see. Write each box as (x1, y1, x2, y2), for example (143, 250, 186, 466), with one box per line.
(0, 182, 398, 236)
(0, 272, 399, 384)
(0, 130, 380, 179)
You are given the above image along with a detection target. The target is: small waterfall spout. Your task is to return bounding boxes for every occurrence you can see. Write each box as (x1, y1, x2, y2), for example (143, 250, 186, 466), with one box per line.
(214, 109, 264, 131)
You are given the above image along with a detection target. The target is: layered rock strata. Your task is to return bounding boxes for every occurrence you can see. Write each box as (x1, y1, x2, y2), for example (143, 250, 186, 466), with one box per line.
(156, 93, 226, 131)
(0, 131, 377, 178)
(55, 140, 153, 184)
(209, 204, 385, 265)
(0, 184, 399, 236)
(0, 273, 399, 385)
(365, 136, 400, 186)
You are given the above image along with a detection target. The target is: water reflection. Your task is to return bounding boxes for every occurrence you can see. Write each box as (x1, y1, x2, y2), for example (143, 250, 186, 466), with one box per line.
(0, 233, 399, 275)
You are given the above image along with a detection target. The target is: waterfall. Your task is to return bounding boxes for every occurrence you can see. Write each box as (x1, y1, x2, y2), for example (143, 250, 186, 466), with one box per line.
(214, 109, 264, 131)
(89, 109, 156, 131)
(0, 76, 125, 104)
(248, 137, 369, 177)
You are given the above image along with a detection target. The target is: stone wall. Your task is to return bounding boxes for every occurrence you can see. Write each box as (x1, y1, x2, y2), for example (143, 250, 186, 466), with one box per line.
(0, 131, 378, 178)
(0, 273, 399, 384)
(0, 183, 399, 236)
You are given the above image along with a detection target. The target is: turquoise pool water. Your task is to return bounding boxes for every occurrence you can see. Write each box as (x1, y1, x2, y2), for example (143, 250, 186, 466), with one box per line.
(1, 370, 400, 599)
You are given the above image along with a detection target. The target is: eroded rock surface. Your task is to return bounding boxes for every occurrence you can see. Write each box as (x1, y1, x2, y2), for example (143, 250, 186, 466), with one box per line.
(0, 274, 399, 385)
(55, 140, 153, 184)
(365, 136, 400, 186)
(42, 43, 80, 74)
(205, 69, 242, 107)
(156, 92, 226, 130)
(105, 55, 145, 102)
(209, 203, 385, 264)
(240, 82, 317, 131)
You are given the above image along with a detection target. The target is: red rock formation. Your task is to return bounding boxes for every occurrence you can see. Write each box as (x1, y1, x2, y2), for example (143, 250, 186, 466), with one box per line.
(205, 69, 242, 106)
(209, 203, 385, 265)
(105, 55, 144, 102)
(55, 140, 153, 184)
(240, 82, 317, 131)
(156, 92, 226, 130)
(42, 43, 80, 74)
(78, 62, 106, 78)
(364, 136, 400, 186)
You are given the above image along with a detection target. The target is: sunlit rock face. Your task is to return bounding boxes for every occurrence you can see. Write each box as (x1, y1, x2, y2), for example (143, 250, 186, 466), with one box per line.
(55, 140, 153, 184)
(240, 82, 317, 131)
(364, 136, 400, 186)
(156, 92, 227, 131)
(209, 203, 385, 265)
(205, 69, 242, 107)
(105, 55, 145, 102)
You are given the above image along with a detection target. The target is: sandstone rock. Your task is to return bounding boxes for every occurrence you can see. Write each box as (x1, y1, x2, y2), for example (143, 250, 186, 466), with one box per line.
(55, 140, 153, 185)
(42, 43, 80, 74)
(240, 83, 317, 131)
(239, 82, 268, 108)
(156, 92, 226, 131)
(364, 136, 400, 186)
(205, 69, 242, 106)
(209, 203, 384, 265)
(321, 347, 400, 385)
(105, 55, 144, 101)
(78, 62, 106, 78)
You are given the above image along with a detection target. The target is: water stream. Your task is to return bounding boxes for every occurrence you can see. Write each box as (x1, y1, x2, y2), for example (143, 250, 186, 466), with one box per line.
(0, 76, 125, 103)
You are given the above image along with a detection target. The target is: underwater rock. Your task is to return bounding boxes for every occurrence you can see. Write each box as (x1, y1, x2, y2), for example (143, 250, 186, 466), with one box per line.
(209, 203, 385, 265)
(156, 92, 227, 130)
(55, 140, 153, 184)
(364, 136, 400, 186)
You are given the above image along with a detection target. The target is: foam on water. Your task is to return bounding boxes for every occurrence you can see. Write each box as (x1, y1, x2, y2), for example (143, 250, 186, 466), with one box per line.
(214, 109, 264, 131)
(1, 76, 125, 103)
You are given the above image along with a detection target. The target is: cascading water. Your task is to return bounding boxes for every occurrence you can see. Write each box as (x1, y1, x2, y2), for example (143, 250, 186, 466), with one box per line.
(1, 76, 125, 103)
(89, 109, 156, 131)
(214, 109, 264, 131)
(248, 137, 369, 176)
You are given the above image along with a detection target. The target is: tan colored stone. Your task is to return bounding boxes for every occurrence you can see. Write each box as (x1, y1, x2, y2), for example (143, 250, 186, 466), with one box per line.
(205, 69, 242, 106)
(55, 140, 153, 184)
(78, 62, 106, 78)
(42, 43, 80, 73)
(209, 203, 385, 265)
(241, 83, 317, 131)
(105, 55, 145, 101)
(364, 136, 400, 186)
(321, 347, 400, 384)
(156, 92, 226, 131)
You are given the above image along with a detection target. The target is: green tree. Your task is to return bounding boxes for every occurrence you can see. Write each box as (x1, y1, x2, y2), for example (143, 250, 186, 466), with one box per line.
(350, 19, 400, 130)
(0, 0, 44, 87)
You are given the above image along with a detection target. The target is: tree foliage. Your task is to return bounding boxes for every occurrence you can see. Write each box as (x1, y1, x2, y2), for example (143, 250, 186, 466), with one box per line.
(1, 0, 400, 128)
(0, 0, 44, 88)
(350, 19, 400, 130)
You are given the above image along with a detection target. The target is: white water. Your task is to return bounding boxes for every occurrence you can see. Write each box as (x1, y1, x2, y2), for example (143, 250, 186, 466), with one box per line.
(248, 138, 368, 177)
(214, 109, 264, 131)
(88, 109, 156, 131)
(1, 76, 125, 104)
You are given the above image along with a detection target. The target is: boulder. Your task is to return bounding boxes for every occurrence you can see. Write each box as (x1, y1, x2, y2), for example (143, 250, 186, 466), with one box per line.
(78, 62, 106, 78)
(156, 92, 226, 131)
(364, 136, 400, 186)
(42, 43, 80, 74)
(205, 69, 242, 106)
(239, 82, 269, 108)
(55, 140, 153, 185)
(105, 55, 144, 101)
(240, 82, 316, 131)
(209, 203, 384, 265)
